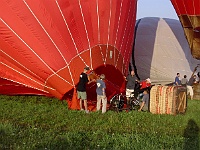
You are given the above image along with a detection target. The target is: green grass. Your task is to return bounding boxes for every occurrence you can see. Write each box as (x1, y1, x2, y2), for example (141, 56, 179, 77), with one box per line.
(1, 95, 200, 150)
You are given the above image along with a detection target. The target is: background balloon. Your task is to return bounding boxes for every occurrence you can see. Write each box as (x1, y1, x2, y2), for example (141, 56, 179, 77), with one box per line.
(132, 17, 200, 84)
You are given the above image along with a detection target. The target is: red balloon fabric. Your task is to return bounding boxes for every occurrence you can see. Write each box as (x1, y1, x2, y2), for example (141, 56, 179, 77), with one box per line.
(171, 0, 200, 59)
(0, 0, 137, 99)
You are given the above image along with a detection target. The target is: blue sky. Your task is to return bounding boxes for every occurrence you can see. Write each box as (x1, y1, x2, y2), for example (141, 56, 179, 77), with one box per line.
(136, 0, 179, 20)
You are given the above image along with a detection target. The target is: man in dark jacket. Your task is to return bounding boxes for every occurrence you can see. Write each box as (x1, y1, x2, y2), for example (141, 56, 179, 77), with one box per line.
(125, 70, 139, 110)
(187, 75, 197, 100)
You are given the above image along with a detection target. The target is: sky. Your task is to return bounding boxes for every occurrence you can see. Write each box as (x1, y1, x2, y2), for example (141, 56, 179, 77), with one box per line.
(136, 0, 179, 20)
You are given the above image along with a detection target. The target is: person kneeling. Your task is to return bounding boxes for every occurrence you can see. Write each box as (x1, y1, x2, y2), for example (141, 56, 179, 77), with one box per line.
(138, 89, 149, 112)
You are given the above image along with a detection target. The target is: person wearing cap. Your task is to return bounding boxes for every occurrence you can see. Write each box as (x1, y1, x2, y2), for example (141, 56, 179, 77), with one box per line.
(77, 66, 90, 113)
(140, 78, 151, 90)
(96, 74, 107, 113)
(136, 78, 151, 100)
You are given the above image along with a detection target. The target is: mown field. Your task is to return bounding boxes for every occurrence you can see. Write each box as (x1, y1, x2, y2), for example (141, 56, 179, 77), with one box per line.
(0, 95, 200, 150)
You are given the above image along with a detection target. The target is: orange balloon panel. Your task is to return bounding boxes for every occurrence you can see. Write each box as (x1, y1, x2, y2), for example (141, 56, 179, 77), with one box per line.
(0, 0, 137, 99)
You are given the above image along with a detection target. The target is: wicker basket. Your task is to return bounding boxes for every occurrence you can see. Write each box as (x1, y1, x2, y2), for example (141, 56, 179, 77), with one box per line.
(193, 83, 200, 100)
(150, 85, 187, 115)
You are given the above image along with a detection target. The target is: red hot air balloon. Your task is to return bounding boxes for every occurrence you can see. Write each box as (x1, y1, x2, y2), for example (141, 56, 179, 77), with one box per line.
(0, 0, 137, 103)
(171, 0, 200, 59)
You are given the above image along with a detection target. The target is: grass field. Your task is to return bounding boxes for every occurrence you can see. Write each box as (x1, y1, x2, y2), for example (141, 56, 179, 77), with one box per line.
(0, 95, 200, 150)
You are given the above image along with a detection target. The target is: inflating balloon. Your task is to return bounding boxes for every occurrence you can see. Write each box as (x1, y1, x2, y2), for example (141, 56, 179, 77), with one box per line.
(0, 0, 137, 100)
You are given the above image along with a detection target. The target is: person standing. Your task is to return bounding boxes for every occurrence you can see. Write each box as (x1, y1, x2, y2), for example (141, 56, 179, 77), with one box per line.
(174, 73, 181, 85)
(181, 75, 188, 86)
(77, 66, 90, 113)
(96, 74, 107, 114)
(187, 75, 197, 100)
(125, 70, 139, 110)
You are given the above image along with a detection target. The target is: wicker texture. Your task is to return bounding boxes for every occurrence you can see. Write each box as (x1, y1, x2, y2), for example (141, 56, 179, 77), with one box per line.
(193, 84, 200, 100)
(150, 85, 187, 115)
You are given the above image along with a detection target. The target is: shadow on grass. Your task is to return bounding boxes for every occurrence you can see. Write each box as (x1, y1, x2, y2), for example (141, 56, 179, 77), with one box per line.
(184, 119, 199, 150)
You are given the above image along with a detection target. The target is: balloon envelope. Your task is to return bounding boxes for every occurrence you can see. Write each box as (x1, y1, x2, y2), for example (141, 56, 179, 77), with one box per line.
(0, 0, 137, 99)
(132, 17, 200, 84)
